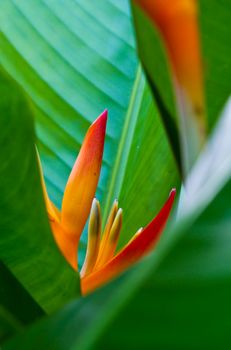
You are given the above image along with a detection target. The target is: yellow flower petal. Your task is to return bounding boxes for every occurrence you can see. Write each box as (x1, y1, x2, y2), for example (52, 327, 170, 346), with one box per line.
(81, 189, 176, 295)
(80, 199, 101, 277)
(94, 208, 123, 270)
(94, 199, 118, 270)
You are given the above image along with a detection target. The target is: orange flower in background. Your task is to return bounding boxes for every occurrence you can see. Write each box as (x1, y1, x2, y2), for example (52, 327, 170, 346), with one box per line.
(37, 110, 176, 295)
(136, 0, 205, 120)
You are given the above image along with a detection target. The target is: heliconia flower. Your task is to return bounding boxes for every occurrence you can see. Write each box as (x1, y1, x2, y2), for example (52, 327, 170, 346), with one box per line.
(135, 0, 205, 125)
(37, 110, 176, 295)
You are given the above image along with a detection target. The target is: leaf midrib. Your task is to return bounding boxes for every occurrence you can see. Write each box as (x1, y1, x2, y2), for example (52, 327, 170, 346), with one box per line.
(102, 65, 145, 223)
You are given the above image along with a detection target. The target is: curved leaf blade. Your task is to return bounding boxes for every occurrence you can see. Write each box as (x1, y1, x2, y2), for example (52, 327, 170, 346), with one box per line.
(0, 69, 80, 313)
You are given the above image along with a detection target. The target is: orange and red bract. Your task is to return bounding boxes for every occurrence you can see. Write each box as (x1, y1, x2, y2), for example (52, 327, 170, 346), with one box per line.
(37, 110, 107, 270)
(37, 111, 176, 294)
(135, 0, 204, 118)
(50, 220, 78, 270)
(61, 110, 107, 240)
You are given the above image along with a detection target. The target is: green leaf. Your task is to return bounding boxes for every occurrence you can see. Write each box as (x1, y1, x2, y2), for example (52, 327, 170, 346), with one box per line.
(199, 0, 231, 128)
(0, 260, 44, 343)
(5, 102, 231, 349)
(0, 0, 179, 259)
(0, 69, 80, 314)
(131, 2, 179, 161)
(131, 0, 231, 166)
(113, 69, 179, 249)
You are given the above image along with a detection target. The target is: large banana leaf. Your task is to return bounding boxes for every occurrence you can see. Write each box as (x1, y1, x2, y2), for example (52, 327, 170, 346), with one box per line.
(0, 0, 179, 261)
(4, 100, 231, 350)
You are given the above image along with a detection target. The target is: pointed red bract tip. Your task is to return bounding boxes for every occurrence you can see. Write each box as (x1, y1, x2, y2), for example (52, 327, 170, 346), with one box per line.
(92, 109, 108, 130)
